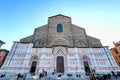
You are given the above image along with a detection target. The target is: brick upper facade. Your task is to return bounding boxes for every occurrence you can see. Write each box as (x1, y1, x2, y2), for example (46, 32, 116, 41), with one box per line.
(20, 14, 102, 48)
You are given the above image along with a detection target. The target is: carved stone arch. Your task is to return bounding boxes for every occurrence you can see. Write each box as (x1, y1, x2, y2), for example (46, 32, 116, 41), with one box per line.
(53, 46, 67, 54)
(82, 55, 90, 60)
(29, 55, 39, 65)
(29, 55, 39, 73)
(81, 55, 91, 65)
(31, 55, 39, 60)
(34, 39, 44, 47)
(57, 50, 64, 55)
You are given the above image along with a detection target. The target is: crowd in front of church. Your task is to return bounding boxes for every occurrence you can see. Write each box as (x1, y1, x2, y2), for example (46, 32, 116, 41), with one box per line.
(85, 71, 120, 80)
(0, 70, 120, 80)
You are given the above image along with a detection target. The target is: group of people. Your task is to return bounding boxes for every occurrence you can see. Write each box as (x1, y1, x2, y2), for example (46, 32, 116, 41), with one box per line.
(117, 71, 120, 77)
(88, 71, 120, 80)
(89, 73, 111, 80)
(0, 73, 5, 78)
(14, 70, 120, 80)
(38, 70, 120, 80)
(17, 73, 26, 80)
(39, 70, 47, 78)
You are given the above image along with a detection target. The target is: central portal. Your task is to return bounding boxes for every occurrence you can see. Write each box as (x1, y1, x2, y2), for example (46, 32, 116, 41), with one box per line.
(56, 56, 64, 73)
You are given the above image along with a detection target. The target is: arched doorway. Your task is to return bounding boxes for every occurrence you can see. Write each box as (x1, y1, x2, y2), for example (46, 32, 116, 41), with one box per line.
(82, 55, 91, 74)
(56, 56, 64, 73)
(30, 61, 37, 74)
(83, 61, 91, 74)
(29, 55, 38, 74)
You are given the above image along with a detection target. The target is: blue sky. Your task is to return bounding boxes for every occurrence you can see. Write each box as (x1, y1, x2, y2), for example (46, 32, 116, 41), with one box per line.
(0, 0, 120, 50)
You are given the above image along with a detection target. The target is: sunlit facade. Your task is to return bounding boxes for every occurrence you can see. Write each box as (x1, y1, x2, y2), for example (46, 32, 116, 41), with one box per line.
(1, 14, 119, 74)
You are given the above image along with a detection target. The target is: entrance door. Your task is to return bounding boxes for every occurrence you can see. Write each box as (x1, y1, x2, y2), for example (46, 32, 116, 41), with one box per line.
(30, 61, 37, 73)
(83, 61, 91, 74)
(56, 56, 64, 73)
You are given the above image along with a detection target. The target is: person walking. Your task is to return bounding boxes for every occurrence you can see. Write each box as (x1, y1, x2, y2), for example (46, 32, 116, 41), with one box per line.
(23, 73, 26, 80)
(17, 73, 20, 80)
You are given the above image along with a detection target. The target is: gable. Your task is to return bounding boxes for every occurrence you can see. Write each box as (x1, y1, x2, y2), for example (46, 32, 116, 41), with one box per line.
(87, 35, 102, 47)
(19, 14, 103, 48)
(20, 35, 33, 42)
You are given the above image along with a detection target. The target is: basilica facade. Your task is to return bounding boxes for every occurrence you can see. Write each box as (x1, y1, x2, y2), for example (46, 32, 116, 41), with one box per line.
(1, 14, 119, 74)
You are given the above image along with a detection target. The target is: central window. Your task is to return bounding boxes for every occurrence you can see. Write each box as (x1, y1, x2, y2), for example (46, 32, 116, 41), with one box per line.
(57, 23, 63, 32)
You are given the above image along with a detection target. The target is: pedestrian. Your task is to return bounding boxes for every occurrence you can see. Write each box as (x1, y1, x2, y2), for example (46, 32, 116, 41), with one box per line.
(111, 71, 117, 78)
(23, 73, 26, 80)
(107, 73, 111, 80)
(89, 74, 93, 80)
(117, 71, 120, 77)
(17, 73, 20, 80)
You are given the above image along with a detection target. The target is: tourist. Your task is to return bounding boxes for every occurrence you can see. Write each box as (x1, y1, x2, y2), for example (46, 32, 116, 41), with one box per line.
(117, 71, 120, 77)
(23, 73, 26, 80)
(111, 71, 117, 78)
(17, 73, 20, 80)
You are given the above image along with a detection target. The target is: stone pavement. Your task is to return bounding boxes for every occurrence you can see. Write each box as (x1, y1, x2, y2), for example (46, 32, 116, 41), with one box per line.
(0, 74, 120, 80)
(0, 74, 89, 80)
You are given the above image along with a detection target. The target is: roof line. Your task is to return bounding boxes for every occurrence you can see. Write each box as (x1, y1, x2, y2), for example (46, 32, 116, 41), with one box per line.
(48, 14, 71, 19)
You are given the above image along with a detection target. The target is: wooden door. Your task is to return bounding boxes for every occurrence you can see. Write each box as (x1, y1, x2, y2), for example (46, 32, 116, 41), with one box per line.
(56, 56, 64, 73)
(30, 61, 37, 73)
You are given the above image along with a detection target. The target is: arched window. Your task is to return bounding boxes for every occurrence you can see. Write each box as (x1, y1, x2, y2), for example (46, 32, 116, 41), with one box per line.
(57, 23, 63, 32)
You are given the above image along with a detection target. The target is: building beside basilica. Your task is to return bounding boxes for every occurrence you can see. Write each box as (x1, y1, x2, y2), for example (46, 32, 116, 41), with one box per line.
(1, 14, 119, 74)
(110, 41, 120, 67)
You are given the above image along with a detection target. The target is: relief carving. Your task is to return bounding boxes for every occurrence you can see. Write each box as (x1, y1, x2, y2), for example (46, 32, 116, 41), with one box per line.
(74, 39, 87, 46)
(34, 39, 44, 47)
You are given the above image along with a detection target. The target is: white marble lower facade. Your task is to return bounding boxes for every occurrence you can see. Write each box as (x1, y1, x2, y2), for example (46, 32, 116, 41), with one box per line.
(1, 42, 119, 74)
